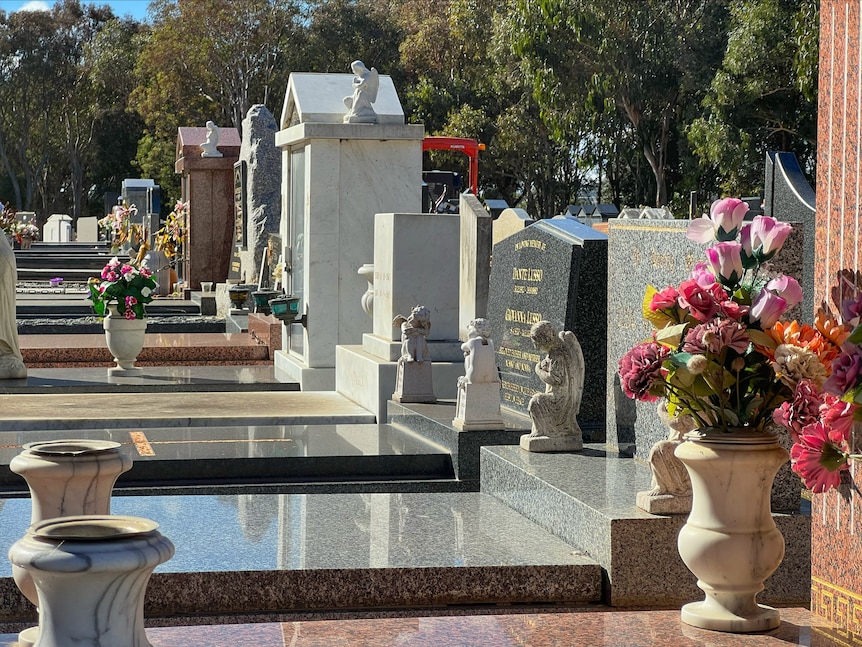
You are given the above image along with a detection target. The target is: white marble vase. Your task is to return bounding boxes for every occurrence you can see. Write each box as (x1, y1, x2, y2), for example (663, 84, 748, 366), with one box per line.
(103, 307, 147, 374)
(10, 439, 133, 646)
(9, 515, 174, 647)
(674, 429, 788, 633)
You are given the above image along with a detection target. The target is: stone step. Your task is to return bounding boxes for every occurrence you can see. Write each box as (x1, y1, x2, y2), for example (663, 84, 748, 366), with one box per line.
(479, 445, 811, 607)
(0, 424, 455, 493)
(0, 391, 376, 432)
(0, 491, 603, 623)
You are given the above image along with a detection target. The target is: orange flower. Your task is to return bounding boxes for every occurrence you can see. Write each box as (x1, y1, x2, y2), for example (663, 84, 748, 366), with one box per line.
(763, 319, 842, 367)
(815, 307, 851, 348)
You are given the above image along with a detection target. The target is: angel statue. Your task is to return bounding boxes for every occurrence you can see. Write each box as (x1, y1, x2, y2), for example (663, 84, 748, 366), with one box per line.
(393, 306, 431, 363)
(343, 61, 379, 124)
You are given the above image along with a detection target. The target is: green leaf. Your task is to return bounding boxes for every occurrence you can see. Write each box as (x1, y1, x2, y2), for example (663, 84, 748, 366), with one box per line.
(847, 324, 862, 346)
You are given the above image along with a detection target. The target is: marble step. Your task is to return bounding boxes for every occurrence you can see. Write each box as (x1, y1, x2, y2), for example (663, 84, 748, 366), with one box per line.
(479, 445, 811, 607)
(0, 424, 457, 493)
(0, 391, 376, 432)
(0, 491, 603, 625)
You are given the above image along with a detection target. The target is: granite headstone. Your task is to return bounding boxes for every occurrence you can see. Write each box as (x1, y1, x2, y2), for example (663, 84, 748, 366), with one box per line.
(487, 219, 607, 438)
(606, 218, 805, 461)
(764, 151, 816, 323)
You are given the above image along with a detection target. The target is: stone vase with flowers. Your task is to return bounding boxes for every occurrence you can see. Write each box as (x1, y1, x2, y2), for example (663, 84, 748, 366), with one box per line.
(618, 198, 804, 633)
(88, 257, 157, 375)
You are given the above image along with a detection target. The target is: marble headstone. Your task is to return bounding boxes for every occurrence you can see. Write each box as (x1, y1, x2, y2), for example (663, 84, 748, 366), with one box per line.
(487, 219, 607, 438)
(492, 208, 534, 247)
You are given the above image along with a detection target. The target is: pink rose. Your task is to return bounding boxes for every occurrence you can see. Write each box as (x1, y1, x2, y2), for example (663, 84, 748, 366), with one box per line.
(678, 279, 721, 322)
(746, 216, 793, 260)
(650, 286, 679, 312)
(686, 197, 748, 243)
(750, 290, 787, 329)
(705, 241, 744, 287)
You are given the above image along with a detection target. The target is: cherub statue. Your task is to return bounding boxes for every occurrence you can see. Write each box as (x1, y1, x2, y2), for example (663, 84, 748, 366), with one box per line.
(393, 305, 431, 363)
(343, 60, 379, 124)
(200, 121, 222, 157)
(521, 321, 584, 451)
(635, 402, 696, 514)
(457, 318, 499, 388)
(0, 234, 27, 379)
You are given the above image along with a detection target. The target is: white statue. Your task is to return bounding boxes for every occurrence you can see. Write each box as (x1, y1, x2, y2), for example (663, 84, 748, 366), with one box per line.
(394, 305, 431, 363)
(520, 321, 584, 452)
(0, 234, 27, 379)
(200, 121, 223, 157)
(453, 319, 503, 430)
(636, 402, 695, 514)
(343, 60, 379, 124)
(392, 305, 435, 404)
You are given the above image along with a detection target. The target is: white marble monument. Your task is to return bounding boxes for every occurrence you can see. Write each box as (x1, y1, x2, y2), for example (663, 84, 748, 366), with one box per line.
(520, 321, 584, 452)
(453, 318, 503, 430)
(335, 212, 466, 419)
(43, 214, 72, 243)
(274, 67, 424, 390)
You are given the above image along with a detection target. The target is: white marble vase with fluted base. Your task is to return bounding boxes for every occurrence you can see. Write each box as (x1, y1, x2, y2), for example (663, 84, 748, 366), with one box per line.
(9, 515, 174, 647)
(103, 308, 147, 375)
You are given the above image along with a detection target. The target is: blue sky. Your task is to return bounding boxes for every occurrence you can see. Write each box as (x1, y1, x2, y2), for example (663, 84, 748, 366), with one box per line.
(0, 0, 152, 21)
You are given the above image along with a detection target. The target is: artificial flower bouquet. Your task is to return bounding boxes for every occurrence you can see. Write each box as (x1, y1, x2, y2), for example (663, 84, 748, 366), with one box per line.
(15, 222, 39, 240)
(0, 203, 16, 238)
(155, 200, 187, 260)
(88, 257, 157, 320)
(618, 197, 801, 435)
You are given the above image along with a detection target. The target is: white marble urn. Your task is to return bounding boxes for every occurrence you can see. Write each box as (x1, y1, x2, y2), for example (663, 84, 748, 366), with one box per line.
(675, 429, 788, 633)
(9, 515, 174, 647)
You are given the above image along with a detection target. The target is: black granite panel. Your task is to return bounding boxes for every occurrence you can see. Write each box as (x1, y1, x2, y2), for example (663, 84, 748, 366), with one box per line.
(488, 220, 608, 438)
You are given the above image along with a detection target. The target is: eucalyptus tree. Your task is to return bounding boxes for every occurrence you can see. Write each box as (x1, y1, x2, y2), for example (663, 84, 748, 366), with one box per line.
(687, 0, 819, 195)
(507, 0, 728, 207)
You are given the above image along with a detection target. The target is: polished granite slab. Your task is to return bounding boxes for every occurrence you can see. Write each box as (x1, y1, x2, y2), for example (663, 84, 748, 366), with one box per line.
(0, 607, 854, 646)
(0, 491, 602, 622)
(0, 365, 297, 394)
(0, 391, 375, 431)
(0, 424, 455, 491)
(480, 445, 811, 607)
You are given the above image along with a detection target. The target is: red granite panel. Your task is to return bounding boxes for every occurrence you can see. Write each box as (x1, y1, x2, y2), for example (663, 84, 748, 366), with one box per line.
(816, 1, 838, 308)
(840, 3, 862, 282)
(812, 426, 862, 633)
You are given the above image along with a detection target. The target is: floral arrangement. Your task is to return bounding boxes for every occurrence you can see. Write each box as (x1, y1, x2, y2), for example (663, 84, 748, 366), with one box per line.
(87, 257, 157, 320)
(98, 203, 141, 252)
(16, 222, 39, 240)
(770, 271, 862, 492)
(155, 200, 187, 260)
(0, 203, 16, 238)
(618, 197, 803, 435)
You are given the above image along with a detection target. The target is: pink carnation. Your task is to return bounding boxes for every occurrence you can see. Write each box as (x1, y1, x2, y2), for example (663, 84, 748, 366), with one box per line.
(121, 264, 134, 275)
(618, 342, 670, 402)
(772, 379, 827, 443)
(820, 399, 856, 444)
(682, 318, 749, 356)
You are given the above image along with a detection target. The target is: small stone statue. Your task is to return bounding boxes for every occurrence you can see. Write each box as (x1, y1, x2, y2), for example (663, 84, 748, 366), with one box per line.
(635, 402, 695, 514)
(394, 305, 431, 363)
(392, 305, 435, 403)
(453, 319, 503, 430)
(343, 60, 379, 124)
(0, 234, 27, 379)
(200, 120, 223, 157)
(520, 321, 583, 452)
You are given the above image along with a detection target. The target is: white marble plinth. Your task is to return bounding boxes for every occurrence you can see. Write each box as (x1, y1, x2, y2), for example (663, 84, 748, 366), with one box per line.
(635, 491, 692, 515)
(453, 382, 504, 431)
(274, 350, 336, 391)
(393, 361, 436, 404)
(519, 433, 583, 453)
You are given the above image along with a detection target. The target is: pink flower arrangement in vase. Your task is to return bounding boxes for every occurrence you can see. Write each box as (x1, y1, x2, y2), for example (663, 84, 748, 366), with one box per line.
(618, 197, 801, 433)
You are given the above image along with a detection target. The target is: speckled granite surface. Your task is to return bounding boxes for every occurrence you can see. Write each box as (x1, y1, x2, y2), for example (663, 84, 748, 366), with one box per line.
(480, 445, 811, 607)
(0, 491, 601, 622)
(0, 607, 855, 647)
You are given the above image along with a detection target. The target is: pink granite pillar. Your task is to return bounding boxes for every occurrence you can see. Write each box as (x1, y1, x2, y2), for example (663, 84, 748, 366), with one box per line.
(811, 1, 862, 633)
(175, 126, 240, 291)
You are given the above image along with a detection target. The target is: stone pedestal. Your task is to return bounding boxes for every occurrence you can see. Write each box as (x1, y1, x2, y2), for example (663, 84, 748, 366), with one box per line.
(453, 382, 504, 431)
(392, 360, 436, 404)
(519, 433, 583, 452)
(175, 126, 241, 290)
